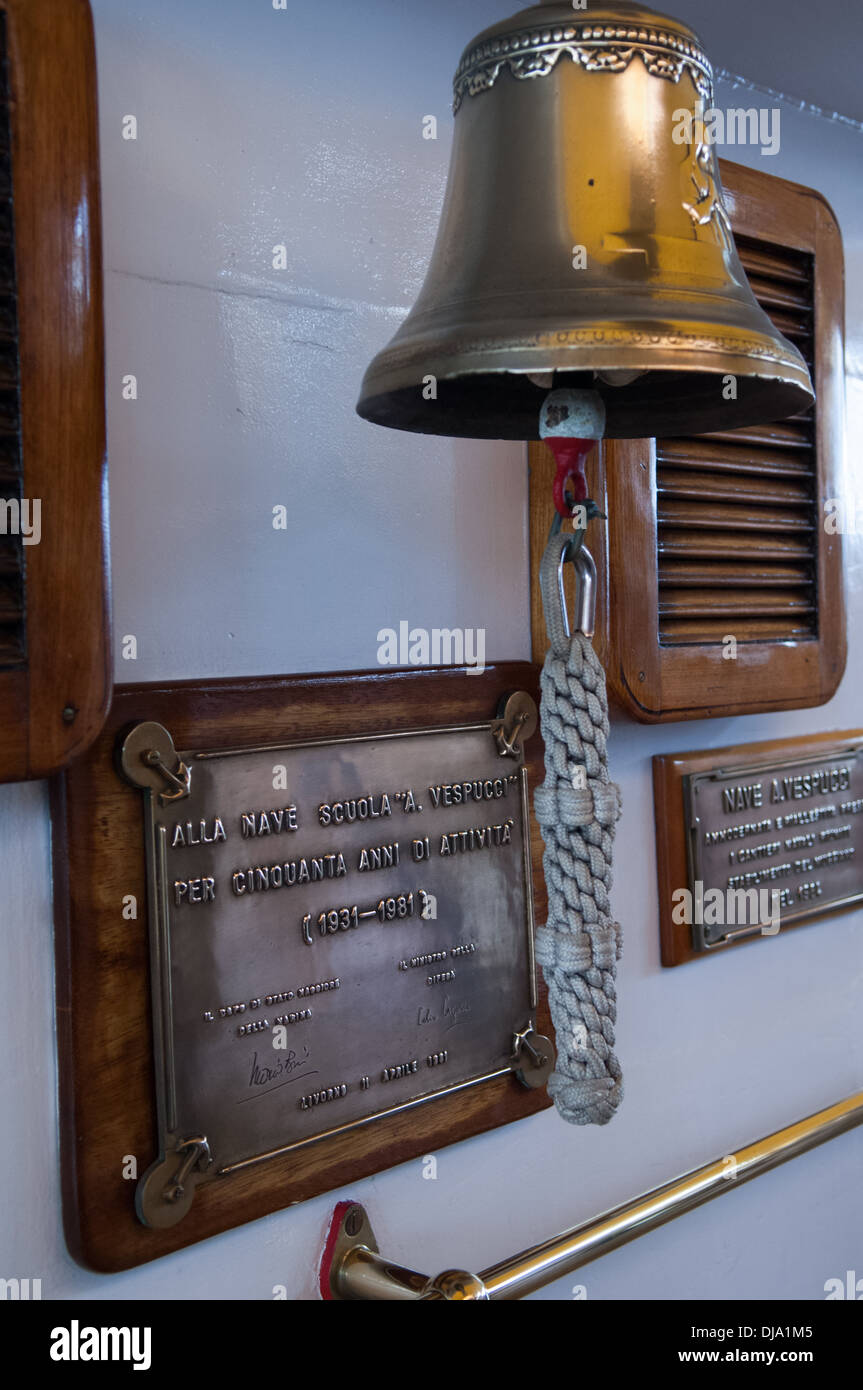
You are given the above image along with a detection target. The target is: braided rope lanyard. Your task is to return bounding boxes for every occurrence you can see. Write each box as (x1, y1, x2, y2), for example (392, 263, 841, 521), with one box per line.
(534, 502, 624, 1127)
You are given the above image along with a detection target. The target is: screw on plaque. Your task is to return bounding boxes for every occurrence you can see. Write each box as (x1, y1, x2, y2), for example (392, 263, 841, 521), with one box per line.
(119, 720, 192, 804)
(492, 691, 538, 759)
(135, 1137, 212, 1229)
(510, 1024, 555, 1089)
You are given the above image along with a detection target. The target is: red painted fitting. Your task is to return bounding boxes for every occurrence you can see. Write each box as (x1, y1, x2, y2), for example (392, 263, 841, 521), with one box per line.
(319, 1200, 356, 1301)
(547, 437, 595, 517)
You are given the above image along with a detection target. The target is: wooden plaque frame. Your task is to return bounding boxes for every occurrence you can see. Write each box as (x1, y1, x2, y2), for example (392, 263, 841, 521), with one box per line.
(51, 663, 553, 1272)
(654, 729, 863, 967)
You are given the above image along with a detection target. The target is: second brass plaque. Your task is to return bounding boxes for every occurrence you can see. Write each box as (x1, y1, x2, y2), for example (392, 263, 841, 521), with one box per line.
(685, 742, 863, 949)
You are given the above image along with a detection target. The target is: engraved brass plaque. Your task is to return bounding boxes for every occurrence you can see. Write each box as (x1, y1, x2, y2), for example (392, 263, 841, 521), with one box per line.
(122, 714, 539, 1223)
(684, 741, 863, 950)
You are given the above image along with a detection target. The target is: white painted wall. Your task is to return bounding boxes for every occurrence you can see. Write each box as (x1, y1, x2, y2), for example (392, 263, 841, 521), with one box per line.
(0, 0, 860, 1299)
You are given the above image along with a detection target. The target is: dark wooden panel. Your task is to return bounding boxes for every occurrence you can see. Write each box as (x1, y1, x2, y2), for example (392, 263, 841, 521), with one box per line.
(0, 0, 110, 782)
(52, 663, 553, 1272)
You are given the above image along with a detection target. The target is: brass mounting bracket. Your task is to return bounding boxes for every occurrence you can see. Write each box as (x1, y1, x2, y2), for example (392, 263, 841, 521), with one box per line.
(135, 1137, 212, 1229)
(321, 1202, 489, 1301)
(510, 1024, 555, 1089)
(119, 720, 192, 804)
(492, 691, 538, 759)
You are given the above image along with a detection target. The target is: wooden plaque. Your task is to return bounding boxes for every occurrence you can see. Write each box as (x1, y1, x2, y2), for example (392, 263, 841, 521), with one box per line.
(654, 730, 863, 966)
(51, 663, 553, 1272)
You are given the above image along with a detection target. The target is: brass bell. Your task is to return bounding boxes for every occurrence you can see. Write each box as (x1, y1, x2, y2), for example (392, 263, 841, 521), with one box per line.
(357, 1, 813, 439)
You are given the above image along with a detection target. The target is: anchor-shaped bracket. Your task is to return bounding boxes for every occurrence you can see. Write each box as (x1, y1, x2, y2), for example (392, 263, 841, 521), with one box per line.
(135, 1137, 212, 1229)
(510, 1023, 555, 1090)
(119, 721, 192, 803)
(492, 691, 538, 760)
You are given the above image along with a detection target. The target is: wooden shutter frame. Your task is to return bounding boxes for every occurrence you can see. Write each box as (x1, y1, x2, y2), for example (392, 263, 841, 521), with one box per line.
(529, 158, 846, 722)
(0, 0, 110, 782)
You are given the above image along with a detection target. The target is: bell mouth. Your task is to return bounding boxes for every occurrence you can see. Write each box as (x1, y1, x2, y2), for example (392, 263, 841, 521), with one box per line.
(357, 367, 814, 441)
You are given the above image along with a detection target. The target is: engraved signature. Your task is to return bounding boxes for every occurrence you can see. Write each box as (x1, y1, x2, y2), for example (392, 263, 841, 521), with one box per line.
(416, 996, 471, 1031)
(239, 1045, 317, 1103)
(443, 996, 471, 1030)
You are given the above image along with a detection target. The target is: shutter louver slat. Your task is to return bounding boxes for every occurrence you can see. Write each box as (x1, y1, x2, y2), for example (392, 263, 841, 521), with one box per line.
(743, 274, 811, 314)
(658, 439, 812, 476)
(657, 234, 818, 647)
(659, 588, 814, 618)
(659, 529, 814, 562)
(736, 241, 810, 284)
(658, 500, 814, 532)
(658, 467, 813, 506)
(661, 616, 815, 643)
(701, 420, 812, 449)
(0, 571, 21, 609)
(659, 560, 814, 586)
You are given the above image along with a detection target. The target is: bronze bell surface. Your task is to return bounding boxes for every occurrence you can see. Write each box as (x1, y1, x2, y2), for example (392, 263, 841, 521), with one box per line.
(357, 0, 813, 440)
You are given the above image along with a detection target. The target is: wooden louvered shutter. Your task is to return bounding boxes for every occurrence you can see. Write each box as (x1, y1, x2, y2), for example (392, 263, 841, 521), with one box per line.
(529, 159, 846, 722)
(657, 235, 818, 647)
(0, 0, 110, 782)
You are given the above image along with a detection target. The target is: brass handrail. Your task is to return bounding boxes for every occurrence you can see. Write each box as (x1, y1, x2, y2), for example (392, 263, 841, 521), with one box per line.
(326, 1089, 863, 1300)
